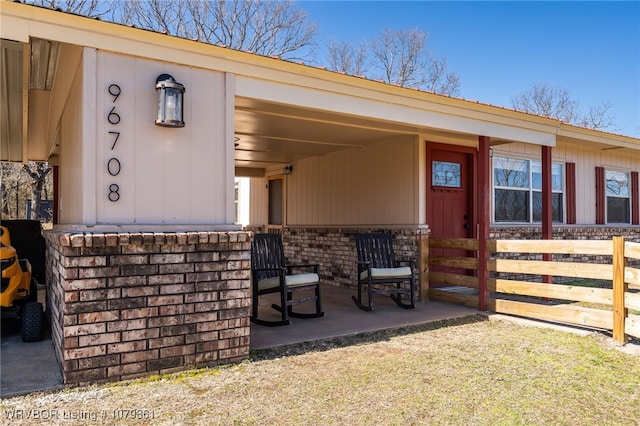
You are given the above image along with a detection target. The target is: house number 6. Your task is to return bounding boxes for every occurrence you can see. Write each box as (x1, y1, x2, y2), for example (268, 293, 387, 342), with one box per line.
(107, 84, 122, 202)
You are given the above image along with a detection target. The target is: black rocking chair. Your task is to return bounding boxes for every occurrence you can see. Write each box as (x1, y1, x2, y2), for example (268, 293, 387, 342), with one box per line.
(352, 233, 416, 311)
(251, 233, 324, 326)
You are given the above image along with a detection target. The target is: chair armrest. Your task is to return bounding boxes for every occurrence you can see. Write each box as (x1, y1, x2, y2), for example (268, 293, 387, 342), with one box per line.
(286, 264, 319, 274)
(357, 260, 372, 273)
(252, 267, 286, 275)
(394, 260, 415, 269)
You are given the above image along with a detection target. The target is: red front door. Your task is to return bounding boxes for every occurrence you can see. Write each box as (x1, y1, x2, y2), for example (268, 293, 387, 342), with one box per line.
(426, 144, 475, 285)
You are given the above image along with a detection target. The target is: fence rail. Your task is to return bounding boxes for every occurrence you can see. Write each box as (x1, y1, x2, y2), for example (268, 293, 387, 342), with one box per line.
(428, 236, 640, 345)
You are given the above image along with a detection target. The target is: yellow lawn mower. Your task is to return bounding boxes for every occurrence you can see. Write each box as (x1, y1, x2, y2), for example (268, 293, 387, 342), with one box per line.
(1, 225, 44, 342)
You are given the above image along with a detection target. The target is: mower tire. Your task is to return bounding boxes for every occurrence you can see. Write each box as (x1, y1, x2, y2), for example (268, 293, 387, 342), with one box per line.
(21, 301, 44, 342)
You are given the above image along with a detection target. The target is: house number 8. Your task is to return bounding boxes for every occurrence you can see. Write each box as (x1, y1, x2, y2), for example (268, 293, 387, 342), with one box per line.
(107, 84, 122, 202)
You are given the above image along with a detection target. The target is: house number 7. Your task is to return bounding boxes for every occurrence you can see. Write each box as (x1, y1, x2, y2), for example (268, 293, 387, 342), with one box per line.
(107, 84, 122, 202)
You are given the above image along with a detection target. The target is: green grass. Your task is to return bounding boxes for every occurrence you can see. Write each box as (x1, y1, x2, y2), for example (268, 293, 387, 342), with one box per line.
(2, 316, 639, 425)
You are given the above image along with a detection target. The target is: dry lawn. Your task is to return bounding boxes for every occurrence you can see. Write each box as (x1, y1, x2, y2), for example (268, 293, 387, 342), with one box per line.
(2, 316, 639, 425)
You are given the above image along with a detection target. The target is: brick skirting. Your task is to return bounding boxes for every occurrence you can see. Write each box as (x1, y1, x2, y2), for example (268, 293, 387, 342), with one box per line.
(44, 230, 251, 386)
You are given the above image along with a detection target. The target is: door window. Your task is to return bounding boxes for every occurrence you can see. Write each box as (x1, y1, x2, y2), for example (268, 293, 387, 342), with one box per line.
(432, 161, 461, 188)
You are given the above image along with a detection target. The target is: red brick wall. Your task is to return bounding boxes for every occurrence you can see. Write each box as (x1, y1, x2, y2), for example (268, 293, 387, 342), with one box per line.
(45, 230, 251, 386)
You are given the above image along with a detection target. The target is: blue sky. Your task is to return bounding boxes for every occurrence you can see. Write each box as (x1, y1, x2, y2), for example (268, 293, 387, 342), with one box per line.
(299, 1, 640, 137)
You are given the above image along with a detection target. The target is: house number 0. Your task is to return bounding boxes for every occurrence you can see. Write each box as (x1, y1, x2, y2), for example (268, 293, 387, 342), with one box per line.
(107, 84, 121, 202)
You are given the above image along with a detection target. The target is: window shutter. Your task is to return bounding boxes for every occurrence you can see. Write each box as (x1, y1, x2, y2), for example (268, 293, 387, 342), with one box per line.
(595, 166, 605, 224)
(566, 163, 576, 224)
(632, 171, 639, 225)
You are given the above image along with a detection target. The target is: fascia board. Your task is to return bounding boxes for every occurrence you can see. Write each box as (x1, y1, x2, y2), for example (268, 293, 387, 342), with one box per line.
(557, 125, 640, 151)
(236, 76, 558, 147)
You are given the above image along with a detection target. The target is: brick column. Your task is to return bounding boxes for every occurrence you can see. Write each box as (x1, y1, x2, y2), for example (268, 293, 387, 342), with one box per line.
(44, 230, 251, 386)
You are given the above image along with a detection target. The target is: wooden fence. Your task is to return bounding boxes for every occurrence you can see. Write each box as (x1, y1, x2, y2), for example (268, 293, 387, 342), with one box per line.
(428, 237, 480, 308)
(428, 237, 640, 345)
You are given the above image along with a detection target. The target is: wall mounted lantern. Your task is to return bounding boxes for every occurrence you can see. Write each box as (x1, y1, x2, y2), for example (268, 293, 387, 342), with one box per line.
(155, 74, 185, 128)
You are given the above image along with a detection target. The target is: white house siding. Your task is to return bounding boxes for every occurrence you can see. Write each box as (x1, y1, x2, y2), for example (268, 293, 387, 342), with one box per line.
(493, 141, 640, 225)
(248, 176, 268, 226)
(249, 136, 418, 227)
(81, 51, 233, 225)
(58, 53, 85, 224)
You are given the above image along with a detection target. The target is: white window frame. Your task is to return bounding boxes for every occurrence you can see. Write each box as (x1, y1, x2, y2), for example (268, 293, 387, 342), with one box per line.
(492, 156, 565, 224)
(605, 169, 631, 224)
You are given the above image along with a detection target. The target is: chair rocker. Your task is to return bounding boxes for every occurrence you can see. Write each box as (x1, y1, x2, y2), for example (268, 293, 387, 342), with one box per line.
(352, 232, 416, 311)
(251, 233, 324, 326)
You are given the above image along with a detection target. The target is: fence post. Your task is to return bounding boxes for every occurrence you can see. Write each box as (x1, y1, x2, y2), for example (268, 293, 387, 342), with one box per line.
(477, 136, 491, 311)
(612, 236, 627, 345)
(418, 230, 429, 302)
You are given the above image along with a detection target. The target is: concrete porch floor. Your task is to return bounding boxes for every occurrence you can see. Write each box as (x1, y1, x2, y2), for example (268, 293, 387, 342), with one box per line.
(250, 284, 478, 350)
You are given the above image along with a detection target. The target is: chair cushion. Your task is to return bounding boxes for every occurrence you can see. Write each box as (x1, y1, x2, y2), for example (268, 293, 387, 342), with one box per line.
(360, 266, 412, 281)
(258, 273, 319, 291)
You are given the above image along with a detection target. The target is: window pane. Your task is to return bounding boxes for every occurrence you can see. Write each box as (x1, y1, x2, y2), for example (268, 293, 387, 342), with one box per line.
(494, 157, 529, 188)
(552, 164, 563, 191)
(432, 161, 461, 187)
(607, 197, 630, 223)
(532, 161, 541, 190)
(533, 192, 564, 222)
(531, 162, 563, 191)
(553, 193, 564, 222)
(495, 189, 529, 222)
(606, 170, 629, 196)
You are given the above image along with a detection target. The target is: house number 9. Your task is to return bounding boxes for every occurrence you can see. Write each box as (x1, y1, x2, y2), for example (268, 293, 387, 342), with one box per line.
(107, 84, 122, 202)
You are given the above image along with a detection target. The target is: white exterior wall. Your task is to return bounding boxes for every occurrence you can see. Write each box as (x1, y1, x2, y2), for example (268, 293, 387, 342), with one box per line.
(59, 50, 234, 226)
(58, 55, 85, 224)
(493, 142, 640, 225)
(248, 176, 268, 227)
(250, 136, 418, 226)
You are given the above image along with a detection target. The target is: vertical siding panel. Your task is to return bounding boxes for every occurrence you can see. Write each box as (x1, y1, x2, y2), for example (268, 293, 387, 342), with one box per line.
(336, 153, 346, 224)
(287, 166, 296, 225)
(566, 162, 576, 224)
(632, 171, 639, 225)
(595, 166, 605, 224)
(309, 159, 317, 225)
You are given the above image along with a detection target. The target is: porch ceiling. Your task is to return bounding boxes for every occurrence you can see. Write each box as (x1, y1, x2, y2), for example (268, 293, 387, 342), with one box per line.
(234, 97, 426, 175)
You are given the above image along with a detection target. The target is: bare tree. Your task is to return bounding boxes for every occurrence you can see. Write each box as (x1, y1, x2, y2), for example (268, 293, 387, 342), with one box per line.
(576, 101, 618, 131)
(22, 162, 52, 221)
(24, 0, 112, 18)
(0, 162, 52, 221)
(511, 82, 578, 122)
(0, 164, 18, 217)
(114, 0, 189, 35)
(511, 82, 617, 131)
(371, 28, 426, 88)
(115, 0, 317, 60)
(422, 56, 460, 98)
(327, 28, 460, 96)
(327, 40, 368, 76)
